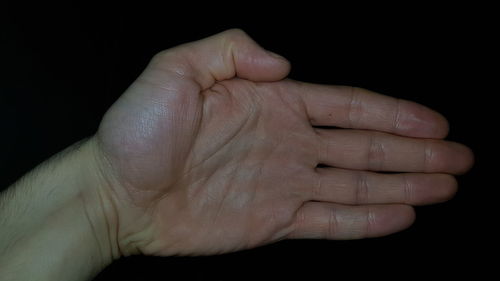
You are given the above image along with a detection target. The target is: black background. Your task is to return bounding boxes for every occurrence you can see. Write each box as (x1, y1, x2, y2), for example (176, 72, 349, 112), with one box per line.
(1, 3, 495, 280)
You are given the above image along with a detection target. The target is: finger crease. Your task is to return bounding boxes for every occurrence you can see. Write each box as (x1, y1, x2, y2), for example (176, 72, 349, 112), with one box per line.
(313, 172, 323, 200)
(347, 87, 361, 128)
(355, 172, 369, 204)
(328, 207, 338, 238)
(291, 207, 306, 239)
(393, 99, 403, 133)
(423, 141, 433, 173)
(402, 174, 413, 203)
(366, 207, 375, 238)
(367, 134, 385, 171)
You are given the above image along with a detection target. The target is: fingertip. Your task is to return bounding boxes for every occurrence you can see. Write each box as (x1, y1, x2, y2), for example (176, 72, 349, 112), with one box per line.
(390, 205, 416, 234)
(402, 205, 417, 229)
(426, 141, 475, 175)
(237, 47, 291, 81)
(370, 205, 416, 238)
(455, 143, 475, 175)
(262, 50, 292, 79)
(225, 28, 291, 81)
(430, 111, 450, 139)
(436, 174, 459, 202)
(399, 100, 450, 139)
(416, 174, 458, 205)
(266, 50, 288, 62)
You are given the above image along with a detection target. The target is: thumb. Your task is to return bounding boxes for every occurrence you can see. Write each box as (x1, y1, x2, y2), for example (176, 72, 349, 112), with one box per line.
(146, 29, 291, 90)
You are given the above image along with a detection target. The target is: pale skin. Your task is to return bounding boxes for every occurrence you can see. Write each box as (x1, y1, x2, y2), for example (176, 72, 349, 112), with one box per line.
(0, 29, 474, 280)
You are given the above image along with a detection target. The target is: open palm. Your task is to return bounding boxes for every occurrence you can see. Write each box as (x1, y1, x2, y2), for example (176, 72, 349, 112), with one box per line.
(94, 30, 473, 257)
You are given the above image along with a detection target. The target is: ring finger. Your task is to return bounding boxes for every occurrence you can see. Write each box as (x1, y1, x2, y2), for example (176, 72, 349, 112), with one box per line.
(315, 128, 473, 174)
(310, 167, 457, 205)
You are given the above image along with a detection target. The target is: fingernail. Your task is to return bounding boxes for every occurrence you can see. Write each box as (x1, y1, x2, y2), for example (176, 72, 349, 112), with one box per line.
(266, 50, 287, 61)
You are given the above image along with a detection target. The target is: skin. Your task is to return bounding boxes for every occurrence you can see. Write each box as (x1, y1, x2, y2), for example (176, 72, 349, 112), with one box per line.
(0, 29, 474, 280)
(94, 29, 473, 255)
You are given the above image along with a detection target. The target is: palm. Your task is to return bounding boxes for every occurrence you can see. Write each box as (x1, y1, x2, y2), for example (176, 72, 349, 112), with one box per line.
(98, 75, 315, 255)
(94, 30, 472, 257)
(161, 79, 318, 254)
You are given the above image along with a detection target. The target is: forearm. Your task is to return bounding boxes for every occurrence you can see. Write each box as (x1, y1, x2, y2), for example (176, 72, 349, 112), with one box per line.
(0, 138, 118, 281)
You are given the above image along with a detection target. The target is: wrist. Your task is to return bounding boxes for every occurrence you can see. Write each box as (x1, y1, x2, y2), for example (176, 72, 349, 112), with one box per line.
(0, 137, 120, 280)
(78, 136, 122, 262)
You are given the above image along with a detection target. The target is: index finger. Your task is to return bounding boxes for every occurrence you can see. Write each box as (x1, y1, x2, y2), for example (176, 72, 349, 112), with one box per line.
(286, 81, 449, 139)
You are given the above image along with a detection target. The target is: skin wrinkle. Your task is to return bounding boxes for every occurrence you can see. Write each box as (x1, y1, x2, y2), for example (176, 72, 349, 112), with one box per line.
(180, 82, 259, 216)
(423, 140, 433, 173)
(293, 81, 315, 125)
(274, 82, 307, 121)
(186, 173, 212, 205)
(80, 194, 105, 267)
(355, 171, 369, 205)
(188, 157, 225, 206)
(135, 75, 186, 96)
(367, 133, 380, 170)
(347, 86, 362, 128)
(90, 138, 125, 256)
(191, 81, 260, 170)
(327, 206, 338, 238)
(214, 161, 252, 213)
(266, 201, 280, 238)
(228, 39, 237, 80)
(118, 219, 154, 256)
(185, 83, 206, 169)
(366, 207, 375, 237)
(205, 49, 225, 85)
(188, 97, 251, 171)
(290, 203, 306, 239)
(314, 133, 322, 169)
(143, 56, 199, 92)
(197, 32, 238, 87)
(288, 82, 322, 167)
(91, 187, 117, 262)
(393, 98, 403, 133)
(211, 170, 233, 226)
(316, 129, 329, 168)
(182, 50, 212, 91)
(402, 173, 413, 203)
(313, 169, 323, 200)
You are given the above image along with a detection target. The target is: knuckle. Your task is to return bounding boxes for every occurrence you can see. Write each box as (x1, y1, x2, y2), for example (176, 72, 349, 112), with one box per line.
(392, 98, 403, 132)
(149, 50, 180, 70)
(365, 207, 375, 238)
(354, 172, 370, 204)
(367, 133, 386, 170)
(327, 207, 338, 238)
(220, 28, 249, 44)
(151, 49, 170, 63)
(224, 28, 247, 37)
(402, 174, 414, 203)
(347, 86, 363, 127)
(423, 140, 435, 172)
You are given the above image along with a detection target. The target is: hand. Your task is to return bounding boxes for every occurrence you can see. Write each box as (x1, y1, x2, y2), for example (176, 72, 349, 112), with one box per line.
(93, 29, 473, 257)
